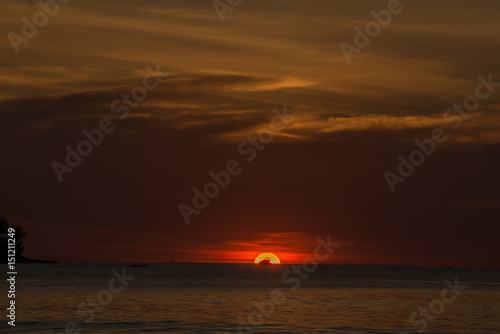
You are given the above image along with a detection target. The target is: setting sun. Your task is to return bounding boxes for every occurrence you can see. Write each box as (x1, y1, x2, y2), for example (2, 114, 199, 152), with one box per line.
(254, 253, 281, 265)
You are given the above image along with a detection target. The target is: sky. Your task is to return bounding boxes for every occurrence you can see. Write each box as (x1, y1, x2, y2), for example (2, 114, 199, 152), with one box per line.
(1, 0, 499, 267)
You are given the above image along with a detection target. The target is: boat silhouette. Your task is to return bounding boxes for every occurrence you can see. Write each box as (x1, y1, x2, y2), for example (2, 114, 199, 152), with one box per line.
(258, 257, 273, 265)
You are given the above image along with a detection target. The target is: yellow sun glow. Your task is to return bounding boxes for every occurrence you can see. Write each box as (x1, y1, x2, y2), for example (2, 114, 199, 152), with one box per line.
(254, 253, 281, 264)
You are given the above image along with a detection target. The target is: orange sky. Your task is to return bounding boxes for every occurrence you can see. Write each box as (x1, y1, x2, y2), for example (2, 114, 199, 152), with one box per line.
(1, 0, 500, 267)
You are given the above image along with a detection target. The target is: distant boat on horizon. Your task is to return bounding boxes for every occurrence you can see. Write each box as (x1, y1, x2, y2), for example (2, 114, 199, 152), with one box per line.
(257, 258, 273, 265)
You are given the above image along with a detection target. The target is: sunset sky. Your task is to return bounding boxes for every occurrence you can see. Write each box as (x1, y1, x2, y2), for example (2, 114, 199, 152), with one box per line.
(1, 0, 499, 267)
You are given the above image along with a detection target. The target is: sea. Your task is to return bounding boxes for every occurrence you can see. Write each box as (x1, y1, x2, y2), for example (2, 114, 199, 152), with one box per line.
(3, 263, 499, 333)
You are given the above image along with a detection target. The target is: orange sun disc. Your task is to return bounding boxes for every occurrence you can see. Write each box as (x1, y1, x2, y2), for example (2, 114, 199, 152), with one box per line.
(254, 253, 281, 264)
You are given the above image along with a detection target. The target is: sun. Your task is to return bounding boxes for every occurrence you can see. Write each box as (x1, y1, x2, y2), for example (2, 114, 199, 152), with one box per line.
(254, 253, 281, 265)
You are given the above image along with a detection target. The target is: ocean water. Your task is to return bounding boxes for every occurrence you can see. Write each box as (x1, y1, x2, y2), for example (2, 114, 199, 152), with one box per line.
(4, 263, 500, 333)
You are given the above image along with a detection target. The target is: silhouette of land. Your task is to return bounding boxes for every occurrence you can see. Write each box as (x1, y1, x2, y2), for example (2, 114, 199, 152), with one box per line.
(0, 217, 58, 263)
